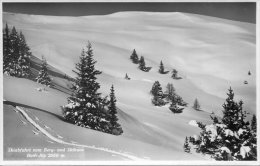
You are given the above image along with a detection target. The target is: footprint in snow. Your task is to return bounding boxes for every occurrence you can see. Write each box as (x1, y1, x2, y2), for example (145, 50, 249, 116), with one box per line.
(47, 140, 54, 144)
(32, 130, 39, 135)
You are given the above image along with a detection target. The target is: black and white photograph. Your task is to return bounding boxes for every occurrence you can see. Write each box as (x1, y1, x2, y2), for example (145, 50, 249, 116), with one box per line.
(1, 1, 258, 164)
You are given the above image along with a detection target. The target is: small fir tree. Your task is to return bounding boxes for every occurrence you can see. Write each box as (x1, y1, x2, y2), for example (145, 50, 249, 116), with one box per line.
(172, 69, 178, 79)
(139, 56, 146, 71)
(248, 71, 251, 75)
(130, 49, 139, 64)
(150, 81, 164, 106)
(36, 56, 51, 87)
(169, 101, 183, 113)
(159, 60, 165, 74)
(125, 73, 130, 80)
(108, 85, 123, 135)
(193, 98, 201, 111)
(164, 83, 176, 101)
(184, 137, 191, 153)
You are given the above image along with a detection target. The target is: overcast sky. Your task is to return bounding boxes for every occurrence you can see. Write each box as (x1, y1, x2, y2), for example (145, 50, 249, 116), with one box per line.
(2, 2, 256, 23)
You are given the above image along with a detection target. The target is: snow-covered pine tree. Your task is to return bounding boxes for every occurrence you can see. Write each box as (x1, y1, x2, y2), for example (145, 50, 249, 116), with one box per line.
(150, 81, 160, 96)
(62, 42, 110, 132)
(159, 60, 165, 74)
(150, 81, 165, 106)
(108, 85, 123, 135)
(130, 49, 139, 64)
(8, 26, 20, 76)
(3, 24, 31, 77)
(171, 69, 178, 79)
(139, 56, 146, 71)
(36, 56, 51, 86)
(184, 136, 191, 153)
(3, 23, 12, 74)
(17, 31, 31, 77)
(193, 98, 201, 111)
(189, 87, 257, 160)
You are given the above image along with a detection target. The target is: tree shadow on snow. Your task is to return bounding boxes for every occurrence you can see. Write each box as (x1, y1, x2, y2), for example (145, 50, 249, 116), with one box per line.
(3, 100, 66, 122)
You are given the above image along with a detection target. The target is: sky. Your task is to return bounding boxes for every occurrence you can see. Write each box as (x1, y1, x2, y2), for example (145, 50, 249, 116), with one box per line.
(2, 2, 256, 23)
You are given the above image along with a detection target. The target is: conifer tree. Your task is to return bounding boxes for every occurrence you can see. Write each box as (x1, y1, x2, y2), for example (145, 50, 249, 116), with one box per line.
(36, 56, 51, 87)
(130, 49, 139, 64)
(139, 56, 146, 71)
(172, 69, 178, 78)
(188, 88, 257, 160)
(164, 83, 176, 101)
(184, 137, 191, 153)
(3, 23, 11, 74)
(125, 73, 130, 80)
(8, 26, 20, 76)
(150, 81, 164, 106)
(63, 42, 109, 132)
(17, 31, 31, 77)
(159, 60, 165, 74)
(108, 85, 123, 135)
(193, 98, 201, 111)
(3, 24, 31, 77)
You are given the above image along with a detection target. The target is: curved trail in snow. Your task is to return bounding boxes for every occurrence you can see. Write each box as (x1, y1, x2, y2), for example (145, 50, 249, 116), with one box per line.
(15, 106, 144, 161)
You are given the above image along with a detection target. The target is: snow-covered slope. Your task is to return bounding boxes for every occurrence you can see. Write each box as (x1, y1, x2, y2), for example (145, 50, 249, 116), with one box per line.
(3, 11, 256, 160)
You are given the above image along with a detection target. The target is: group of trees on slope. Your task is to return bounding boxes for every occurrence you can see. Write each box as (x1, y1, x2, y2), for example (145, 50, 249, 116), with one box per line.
(3, 24, 257, 159)
(3, 23, 52, 86)
(184, 87, 257, 161)
(3, 24, 123, 135)
(150, 81, 187, 113)
(3, 23, 31, 77)
(130, 49, 181, 79)
(130, 49, 152, 72)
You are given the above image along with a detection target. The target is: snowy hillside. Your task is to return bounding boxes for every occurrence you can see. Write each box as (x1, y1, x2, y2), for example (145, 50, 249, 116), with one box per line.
(3, 11, 256, 161)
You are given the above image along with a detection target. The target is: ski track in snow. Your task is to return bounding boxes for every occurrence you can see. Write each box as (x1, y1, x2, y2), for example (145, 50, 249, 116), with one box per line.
(15, 106, 145, 161)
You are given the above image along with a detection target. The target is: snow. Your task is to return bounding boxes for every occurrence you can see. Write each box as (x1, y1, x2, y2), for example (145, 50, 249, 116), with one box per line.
(240, 146, 251, 159)
(188, 120, 198, 127)
(224, 129, 234, 137)
(205, 124, 217, 142)
(15, 106, 144, 160)
(3, 11, 256, 161)
(238, 128, 247, 136)
(193, 135, 200, 141)
(220, 147, 231, 154)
